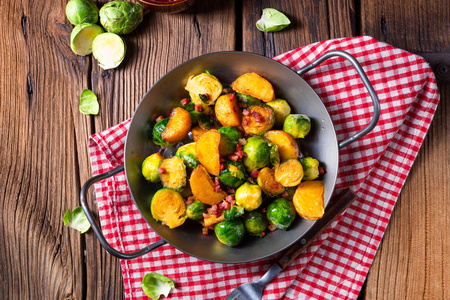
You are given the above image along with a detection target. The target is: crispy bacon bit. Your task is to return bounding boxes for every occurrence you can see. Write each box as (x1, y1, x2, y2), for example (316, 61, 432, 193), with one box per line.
(157, 167, 165, 174)
(220, 157, 226, 162)
(319, 167, 326, 174)
(228, 154, 239, 161)
(225, 188, 235, 194)
(255, 114, 263, 122)
(260, 231, 266, 237)
(202, 227, 209, 235)
(268, 224, 277, 231)
(225, 194, 235, 203)
(261, 207, 267, 213)
(236, 144, 242, 151)
(248, 177, 255, 184)
(155, 115, 164, 122)
(229, 94, 235, 102)
(220, 164, 225, 171)
(214, 177, 220, 185)
(238, 138, 247, 145)
(214, 185, 221, 193)
(180, 98, 190, 105)
(219, 201, 231, 210)
(282, 191, 289, 198)
(233, 106, 238, 112)
(238, 102, 247, 108)
(203, 213, 209, 219)
(250, 169, 259, 178)
(185, 196, 194, 206)
(195, 104, 202, 111)
(210, 205, 218, 215)
(242, 118, 249, 126)
(242, 109, 250, 116)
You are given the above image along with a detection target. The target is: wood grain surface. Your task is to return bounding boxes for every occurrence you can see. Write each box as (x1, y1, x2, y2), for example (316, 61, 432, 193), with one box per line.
(0, 0, 448, 299)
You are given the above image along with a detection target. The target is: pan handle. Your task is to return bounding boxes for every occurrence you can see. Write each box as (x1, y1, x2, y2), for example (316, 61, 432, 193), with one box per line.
(80, 164, 167, 259)
(296, 50, 380, 149)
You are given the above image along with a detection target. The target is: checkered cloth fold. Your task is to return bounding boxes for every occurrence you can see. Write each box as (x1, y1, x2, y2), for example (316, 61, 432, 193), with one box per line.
(88, 36, 439, 299)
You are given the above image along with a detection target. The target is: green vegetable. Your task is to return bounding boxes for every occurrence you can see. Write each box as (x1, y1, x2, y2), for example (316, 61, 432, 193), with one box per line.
(79, 89, 99, 115)
(266, 198, 296, 230)
(214, 219, 245, 246)
(218, 126, 242, 156)
(218, 160, 246, 188)
(142, 272, 175, 300)
(244, 211, 268, 237)
(197, 113, 215, 130)
(186, 200, 207, 220)
(70, 23, 104, 56)
(242, 136, 271, 172)
(300, 157, 320, 181)
(63, 207, 91, 233)
(142, 153, 164, 182)
(236, 93, 262, 106)
(269, 143, 280, 168)
(152, 118, 175, 147)
(92, 32, 126, 70)
(266, 99, 291, 126)
(223, 205, 245, 220)
(256, 8, 291, 32)
(283, 114, 311, 138)
(235, 182, 263, 211)
(175, 143, 199, 169)
(99, 1, 144, 35)
(65, 0, 99, 26)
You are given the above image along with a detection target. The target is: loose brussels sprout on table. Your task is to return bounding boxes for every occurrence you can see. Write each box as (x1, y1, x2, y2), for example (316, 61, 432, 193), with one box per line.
(283, 114, 311, 138)
(218, 160, 247, 188)
(214, 219, 245, 247)
(243, 136, 271, 172)
(186, 200, 207, 220)
(267, 198, 296, 230)
(244, 211, 268, 237)
(99, 1, 144, 35)
(66, 0, 99, 25)
(235, 182, 263, 211)
(92, 32, 126, 70)
(70, 23, 104, 56)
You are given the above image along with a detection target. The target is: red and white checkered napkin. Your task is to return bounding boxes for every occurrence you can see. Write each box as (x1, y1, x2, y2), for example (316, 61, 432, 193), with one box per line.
(88, 36, 439, 299)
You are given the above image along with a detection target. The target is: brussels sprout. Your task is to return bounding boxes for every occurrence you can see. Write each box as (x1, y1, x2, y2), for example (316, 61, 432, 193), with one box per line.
(92, 32, 126, 70)
(197, 113, 215, 130)
(256, 167, 284, 197)
(70, 23, 104, 56)
(269, 143, 280, 168)
(152, 118, 176, 147)
(223, 205, 245, 220)
(283, 114, 311, 138)
(242, 136, 271, 172)
(300, 157, 320, 181)
(218, 126, 242, 156)
(175, 143, 199, 169)
(236, 93, 262, 106)
(218, 160, 246, 188)
(274, 159, 304, 187)
(66, 0, 99, 26)
(142, 153, 164, 182)
(266, 99, 291, 126)
(159, 156, 187, 191)
(214, 219, 245, 246)
(267, 198, 296, 230)
(99, 1, 144, 35)
(151, 188, 187, 229)
(185, 73, 223, 112)
(186, 200, 207, 220)
(243, 211, 268, 237)
(242, 104, 275, 135)
(235, 182, 263, 211)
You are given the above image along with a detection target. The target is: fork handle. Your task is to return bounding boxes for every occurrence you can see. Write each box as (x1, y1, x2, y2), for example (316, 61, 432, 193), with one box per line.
(277, 188, 358, 269)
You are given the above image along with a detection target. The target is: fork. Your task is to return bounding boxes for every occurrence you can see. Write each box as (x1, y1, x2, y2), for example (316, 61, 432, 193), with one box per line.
(226, 188, 358, 300)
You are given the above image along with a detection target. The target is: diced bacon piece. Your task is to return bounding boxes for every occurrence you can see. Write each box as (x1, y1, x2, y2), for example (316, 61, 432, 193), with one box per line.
(319, 167, 326, 174)
(238, 138, 247, 145)
(242, 118, 249, 126)
(157, 167, 165, 174)
(261, 207, 267, 213)
(202, 227, 209, 235)
(195, 104, 202, 111)
(248, 177, 255, 184)
(155, 115, 164, 122)
(268, 224, 277, 231)
(214, 185, 221, 193)
(282, 191, 289, 198)
(225, 194, 235, 203)
(242, 109, 250, 116)
(180, 98, 190, 105)
(229, 94, 235, 102)
(220, 157, 226, 162)
(210, 205, 218, 215)
(219, 201, 231, 210)
(255, 115, 263, 122)
(225, 188, 235, 195)
(220, 164, 225, 170)
(250, 169, 259, 178)
(236, 144, 242, 151)
(260, 232, 266, 237)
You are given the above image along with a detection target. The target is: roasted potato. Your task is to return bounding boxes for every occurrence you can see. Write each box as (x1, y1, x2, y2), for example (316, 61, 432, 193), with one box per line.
(159, 156, 187, 191)
(161, 107, 192, 143)
(263, 130, 299, 161)
(215, 94, 242, 127)
(274, 158, 304, 187)
(293, 181, 324, 220)
(231, 73, 275, 102)
(191, 125, 218, 142)
(196, 129, 221, 176)
(242, 104, 275, 135)
(151, 188, 187, 229)
(190, 165, 227, 206)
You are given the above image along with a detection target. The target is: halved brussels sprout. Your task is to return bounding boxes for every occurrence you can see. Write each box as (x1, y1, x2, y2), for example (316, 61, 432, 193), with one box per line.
(218, 160, 247, 188)
(223, 205, 245, 220)
(231, 73, 275, 102)
(185, 73, 223, 112)
(300, 157, 320, 181)
(244, 211, 268, 237)
(175, 143, 199, 169)
(161, 107, 192, 144)
(236, 93, 262, 106)
(70, 23, 104, 56)
(242, 104, 275, 135)
(153, 118, 175, 147)
(218, 126, 242, 157)
(263, 130, 299, 161)
(257, 167, 285, 197)
(151, 188, 187, 229)
(283, 114, 311, 138)
(269, 143, 280, 168)
(159, 156, 187, 191)
(235, 182, 263, 211)
(293, 181, 324, 220)
(214, 219, 245, 246)
(92, 32, 126, 70)
(99, 1, 144, 35)
(266, 198, 296, 230)
(274, 159, 304, 187)
(186, 200, 207, 220)
(266, 99, 291, 127)
(142, 153, 164, 182)
(242, 136, 271, 172)
(66, 0, 99, 25)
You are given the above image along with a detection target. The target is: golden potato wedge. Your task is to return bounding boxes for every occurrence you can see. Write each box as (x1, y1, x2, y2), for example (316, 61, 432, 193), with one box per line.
(191, 125, 218, 142)
(190, 165, 227, 206)
(231, 73, 275, 102)
(159, 156, 187, 191)
(242, 104, 275, 135)
(161, 107, 192, 143)
(215, 94, 242, 127)
(195, 129, 221, 176)
(274, 158, 304, 187)
(293, 181, 324, 220)
(263, 130, 299, 161)
(151, 188, 187, 229)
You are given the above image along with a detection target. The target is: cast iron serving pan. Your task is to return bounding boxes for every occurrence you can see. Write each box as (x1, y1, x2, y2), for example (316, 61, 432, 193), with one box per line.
(80, 51, 380, 263)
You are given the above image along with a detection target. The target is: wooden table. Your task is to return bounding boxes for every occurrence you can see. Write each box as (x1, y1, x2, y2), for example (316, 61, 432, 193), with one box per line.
(1, 0, 448, 299)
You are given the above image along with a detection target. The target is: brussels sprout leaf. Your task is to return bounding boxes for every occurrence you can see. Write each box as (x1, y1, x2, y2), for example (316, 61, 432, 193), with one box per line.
(79, 89, 99, 115)
(142, 273, 175, 300)
(63, 207, 90, 233)
(256, 8, 291, 32)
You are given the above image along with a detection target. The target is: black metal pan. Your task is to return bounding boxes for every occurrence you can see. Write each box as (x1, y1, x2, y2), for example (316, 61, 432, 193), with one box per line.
(80, 51, 380, 263)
